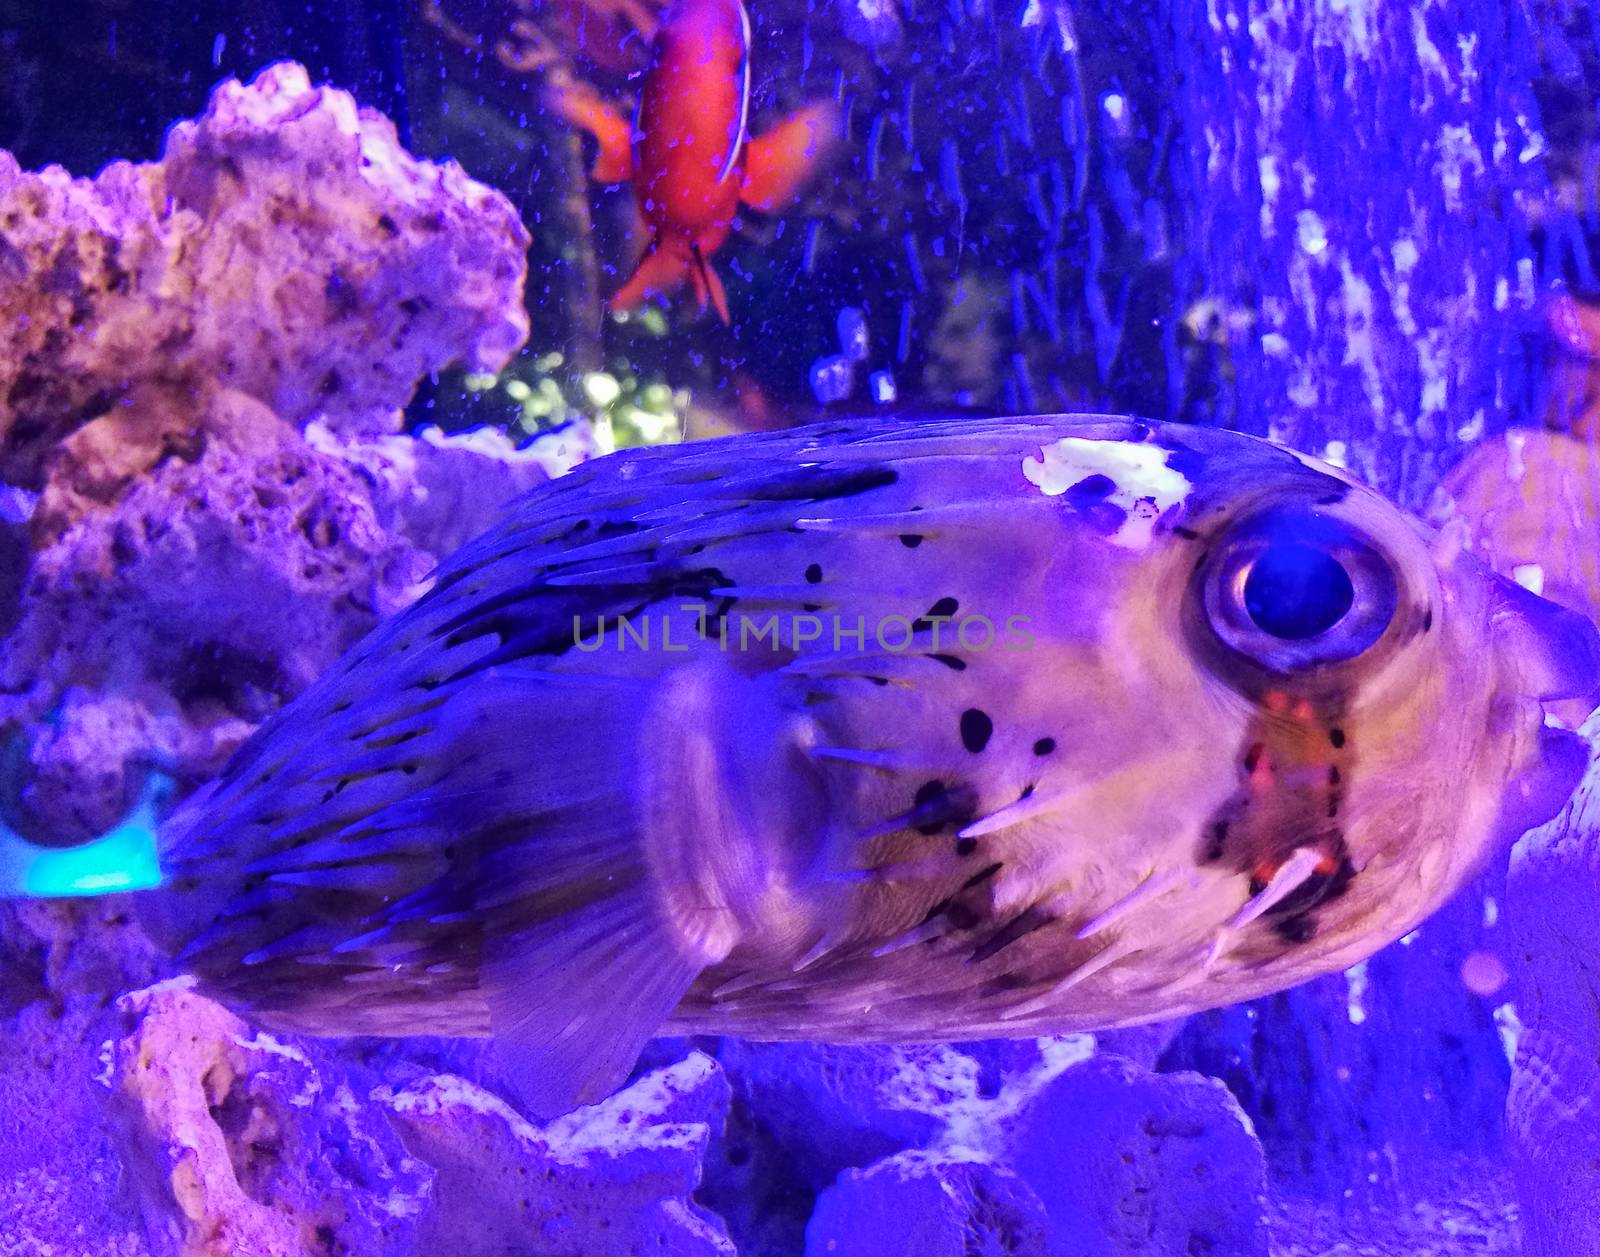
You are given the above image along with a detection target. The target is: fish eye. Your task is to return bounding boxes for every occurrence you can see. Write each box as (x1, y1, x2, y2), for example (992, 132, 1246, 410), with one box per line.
(1242, 543, 1354, 640)
(1199, 509, 1399, 674)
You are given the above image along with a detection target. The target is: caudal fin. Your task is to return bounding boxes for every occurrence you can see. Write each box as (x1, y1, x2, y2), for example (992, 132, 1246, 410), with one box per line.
(688, 244, 732, 326)
(609, 238, 694, 315)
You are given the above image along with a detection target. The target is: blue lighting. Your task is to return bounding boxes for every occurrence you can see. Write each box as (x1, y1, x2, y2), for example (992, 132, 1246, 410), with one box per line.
(0, 780, 166, 899)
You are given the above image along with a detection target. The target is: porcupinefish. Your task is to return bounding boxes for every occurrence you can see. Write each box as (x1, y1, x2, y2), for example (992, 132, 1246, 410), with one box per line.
(136, 415, 1599, 1119)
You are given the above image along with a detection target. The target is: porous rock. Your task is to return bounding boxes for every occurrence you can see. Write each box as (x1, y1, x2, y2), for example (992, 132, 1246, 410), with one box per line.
(0, 61, 529, 484)
(0, 898, 162, 1257)
(1505, 712, 1600, 1257)
(109, 981, 431, 1257)
(304, 421, 557, 560)
(0, 60, 547, 844)
(380, 1052, 736, 1256)
(803, 1149, 1055, 1257)
(0, 388, 429, 843)
(1005, 1054, 1269, 1257)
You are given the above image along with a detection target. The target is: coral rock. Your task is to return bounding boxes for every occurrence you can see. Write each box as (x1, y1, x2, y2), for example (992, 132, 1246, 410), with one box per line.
(0, 389, 427, 842)
(803, 1150, 1055, 1257)
(1005, 1054, 1269, 1257)
(158, 63, 530, 431)
(305, 421, 556, 559)
(1506, 712, 1600, 1257)
(110, 981, 432, 1257)
(0, 62, 529, 483)
(381, 1052, 736, 1256)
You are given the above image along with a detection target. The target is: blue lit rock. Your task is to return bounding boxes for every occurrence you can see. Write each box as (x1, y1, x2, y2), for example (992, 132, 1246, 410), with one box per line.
(1506, 712, 1600, 1257)
(0, 898, 161, 1257)
(803, 1150, 1055, 1257)
(1005, 1055, 1269, 1257)
(381, 1052, 735, 1256)
(110, 981, 432, 1257)
(716, 1041, 986, 1191)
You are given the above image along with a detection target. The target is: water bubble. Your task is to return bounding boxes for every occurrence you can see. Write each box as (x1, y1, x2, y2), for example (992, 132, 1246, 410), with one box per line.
(1461, 951, 1509, 997)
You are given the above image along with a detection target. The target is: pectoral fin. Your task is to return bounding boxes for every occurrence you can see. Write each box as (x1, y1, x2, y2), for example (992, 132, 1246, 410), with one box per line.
(479, 659, 824, 1118)
(741, 101, 842, 212)
(546, 82, 634, 184)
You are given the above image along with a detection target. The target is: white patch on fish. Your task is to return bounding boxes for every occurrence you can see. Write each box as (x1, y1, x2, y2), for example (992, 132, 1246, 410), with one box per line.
(1021, 437, 1190, 548)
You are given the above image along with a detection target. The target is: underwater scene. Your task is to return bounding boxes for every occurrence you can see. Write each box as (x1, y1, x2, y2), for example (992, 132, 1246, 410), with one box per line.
(4, 0, 1600, 1253)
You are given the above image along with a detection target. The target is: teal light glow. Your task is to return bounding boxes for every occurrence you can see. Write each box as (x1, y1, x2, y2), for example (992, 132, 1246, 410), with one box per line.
(0, 781, 166, 899)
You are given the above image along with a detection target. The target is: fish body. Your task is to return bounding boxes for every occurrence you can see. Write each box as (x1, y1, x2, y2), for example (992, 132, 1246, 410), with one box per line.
(549, 0, 838, 323)
(142, 415, 1599, 1117)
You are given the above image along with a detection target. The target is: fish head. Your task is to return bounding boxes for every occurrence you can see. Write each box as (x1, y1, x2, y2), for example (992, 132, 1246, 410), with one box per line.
(1030, 424, 1600, 974)
(657, 0, 749, 74)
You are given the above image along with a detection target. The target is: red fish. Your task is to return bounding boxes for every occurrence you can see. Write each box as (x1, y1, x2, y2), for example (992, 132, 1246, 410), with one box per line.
(549, 0, 838, 324)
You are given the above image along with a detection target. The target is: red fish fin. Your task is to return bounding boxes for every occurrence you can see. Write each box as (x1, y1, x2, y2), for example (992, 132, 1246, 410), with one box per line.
(545, 83, 633, 184)
(741, 101, 842, 212)
(609, 239, 693, 314)
(689, 244, 732, 326)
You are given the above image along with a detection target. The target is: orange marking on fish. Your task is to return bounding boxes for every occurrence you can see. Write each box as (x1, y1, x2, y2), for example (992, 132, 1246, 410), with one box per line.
(547, 0, 841, 324)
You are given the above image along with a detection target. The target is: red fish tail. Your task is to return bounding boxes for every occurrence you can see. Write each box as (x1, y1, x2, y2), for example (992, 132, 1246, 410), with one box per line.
(688, 243, 732, 326)
(609, 239, 694, 314)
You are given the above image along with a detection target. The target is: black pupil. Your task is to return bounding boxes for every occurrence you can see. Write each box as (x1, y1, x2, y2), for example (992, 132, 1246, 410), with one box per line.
(1243, 544, 1355, 640)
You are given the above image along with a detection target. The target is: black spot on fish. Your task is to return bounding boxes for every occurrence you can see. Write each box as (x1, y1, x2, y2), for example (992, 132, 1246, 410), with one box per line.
(911, 781, 978, 836)
(1328, 766, 1341, 786)
(1067, 474, 1116, 501)
(1173, 525, 1200, 540)
(981, 972, 1033, 995)
(913, 597, 960, 631)
(962, 862, 1003, 890)
(804, 563, 823, 584)
(1274, 915, 1318, 944)
(929, 654, 968, 671)
(960, 708, 994, 753)
(900, 534, 925, 548)
(1242, 742, 1265, 773)
(955, 837, 978, 857)
(1155, 439, 1206, 483)
(749, 465, 899, 502)
(968, 905, 1056, 965)
(1202, 820, 1229, 863)
(1422, 608, 1433, 632)
(1033, 737, 1056, 756)
(1081, 501, 1129, 536)
(1329, 728, 1346, 748)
